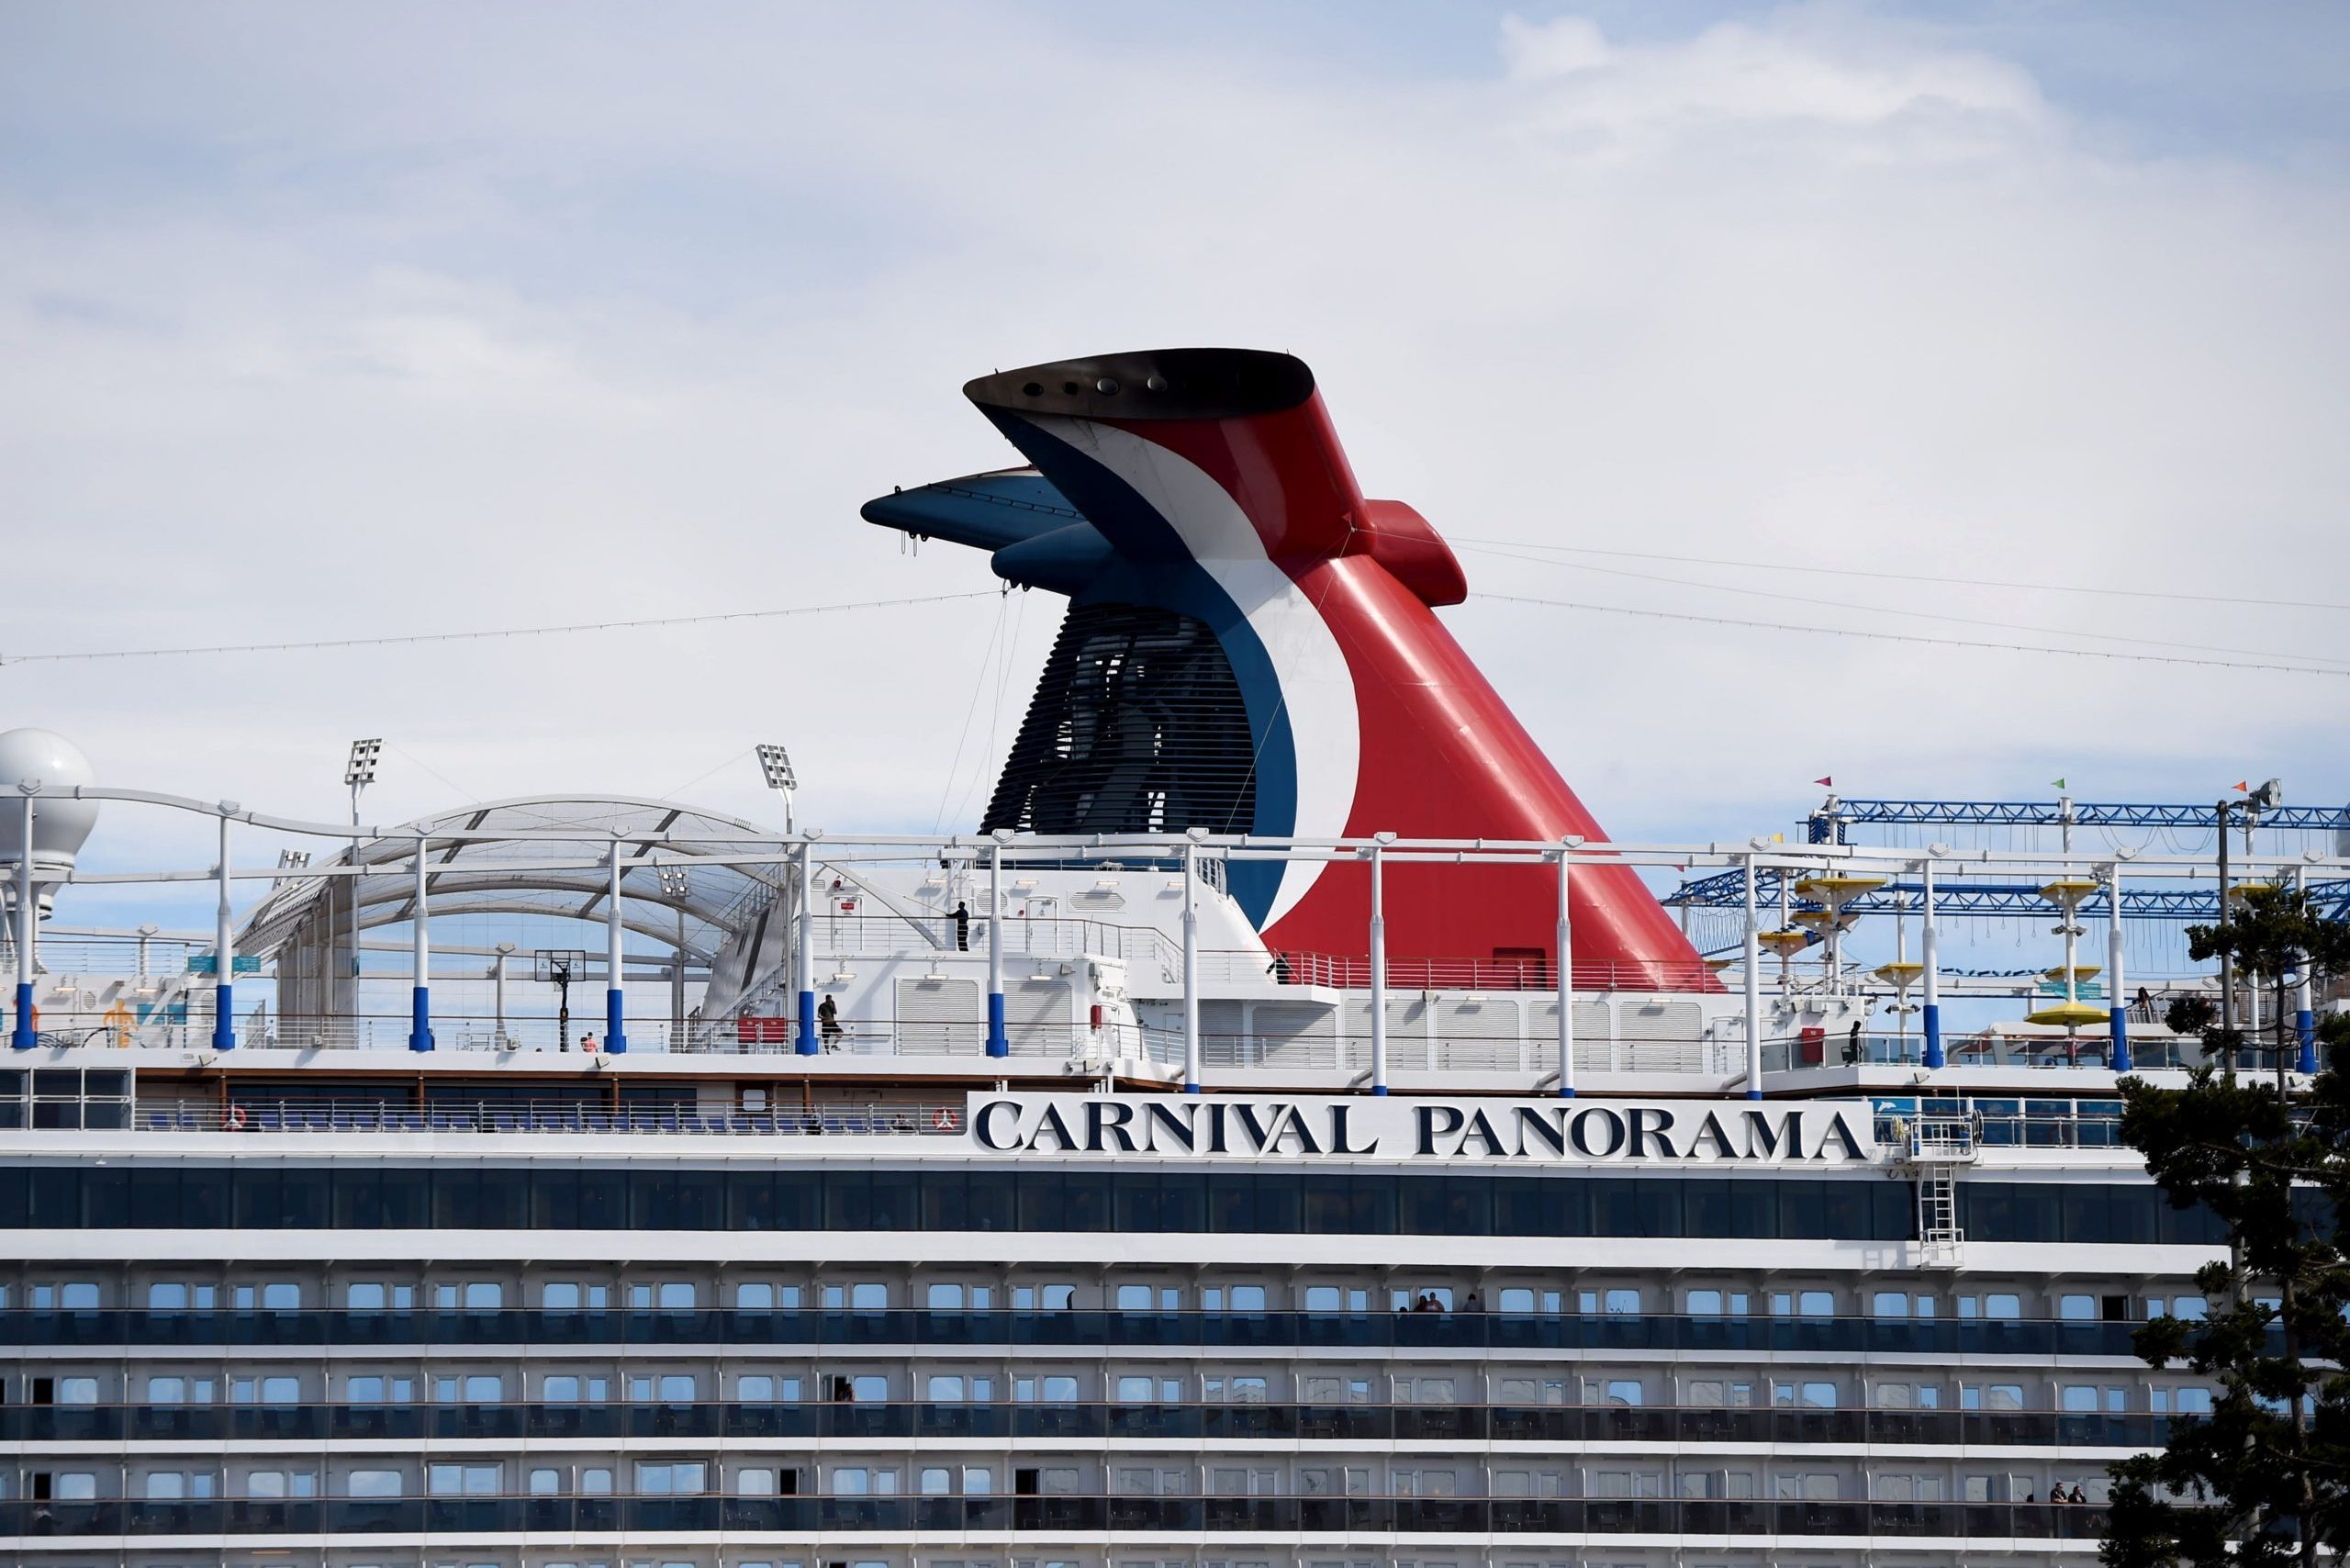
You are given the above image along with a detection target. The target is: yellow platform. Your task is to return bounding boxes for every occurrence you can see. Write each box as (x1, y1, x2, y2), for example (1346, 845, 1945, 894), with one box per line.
(1793, 875, 1887, 902)
(2041, 964, 2102, 982)
(1874, 961, 1926, 986)
(2039, 879, 2104, 903)
(2025, 1001, 2110, 1027)
(1790, 911, 1842, 929)
(2226, 881, 2281, 903)
(1758, 930, 1813, 953)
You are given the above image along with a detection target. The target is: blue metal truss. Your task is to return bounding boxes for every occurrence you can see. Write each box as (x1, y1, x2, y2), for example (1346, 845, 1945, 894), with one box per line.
(1661, 868, 2350, 923)
(1806, 798, 2350, 838)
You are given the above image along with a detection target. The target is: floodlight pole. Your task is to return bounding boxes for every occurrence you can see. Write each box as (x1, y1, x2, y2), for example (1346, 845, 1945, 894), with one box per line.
(654, 864, 693, 1049)
(673, 904, 688, 1047)
(2106, 861, 2130, 1074)
(343, 739, 378, 1047)
(213, 808, 237, 1052)
(348, 786, 362, 1042)
(794, 836, 818, 1056)
(2297, 864, 2318, 1076)
(604, 835, 628, 1055)
(408, 834, 431, 1053)
(2216, 800, 2234, 1036)
(2245, 835, 2262, 1046)
(11, 790, 35, 1052)
(986, 839, 1009, 1058)
(493, 944, 514, 1047)
(758, 744, 798, 835)
(348, 786, 362, 1037)
(1556, 840, 1576, 1099)
(1742, 852, 1762, 1100)
(1181, 837, 1201, 1094)
(1920, 856, 1943, 1070)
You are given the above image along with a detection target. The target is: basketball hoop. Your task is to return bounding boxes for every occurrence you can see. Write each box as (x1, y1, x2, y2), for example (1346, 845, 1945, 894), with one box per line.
(533, 949, 588, 1052)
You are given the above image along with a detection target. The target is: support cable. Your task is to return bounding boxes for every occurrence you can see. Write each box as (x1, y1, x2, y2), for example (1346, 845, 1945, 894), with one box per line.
(1471, 592, 2350, 679)
(1460, 544, 2350, 666)
(0, 591, 997, 666)
(1455, 536, 2350, 613)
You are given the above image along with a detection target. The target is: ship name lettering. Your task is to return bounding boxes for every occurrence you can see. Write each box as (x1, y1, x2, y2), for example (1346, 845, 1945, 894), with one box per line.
(975, 1097, 1873, 1163)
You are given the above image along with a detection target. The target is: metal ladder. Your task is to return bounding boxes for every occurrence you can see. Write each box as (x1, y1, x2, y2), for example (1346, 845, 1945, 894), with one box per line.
(1899, 1115, 1979, 1267)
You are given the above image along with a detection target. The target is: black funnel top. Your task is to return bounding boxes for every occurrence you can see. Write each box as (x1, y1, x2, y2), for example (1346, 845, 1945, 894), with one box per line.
(965, 348, 1315, 422)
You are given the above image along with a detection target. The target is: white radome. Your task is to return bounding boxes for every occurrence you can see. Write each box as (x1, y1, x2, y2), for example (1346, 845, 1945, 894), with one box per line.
(0, 727, 100, 915)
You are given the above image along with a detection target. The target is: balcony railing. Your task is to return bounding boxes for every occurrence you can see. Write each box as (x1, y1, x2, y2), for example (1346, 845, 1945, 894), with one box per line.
(0, 1494, 2121, 1540)
(0, 1397, 2177, 1448)
(1242, 951, 1722, 992)
(116, 1101, 971, 1137)
(0, 1306, 2159, 1356)
(1766, 1032, 2203, 1074)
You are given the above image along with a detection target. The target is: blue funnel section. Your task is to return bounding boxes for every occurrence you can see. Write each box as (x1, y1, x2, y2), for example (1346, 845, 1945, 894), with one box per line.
(863, 470, 1112, 596)
(867, 463, 1295, 927)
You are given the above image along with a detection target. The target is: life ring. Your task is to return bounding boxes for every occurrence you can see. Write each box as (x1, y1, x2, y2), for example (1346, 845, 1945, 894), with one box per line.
(930, 1107, 957, 1131)
(225, 1104, 248, 1131)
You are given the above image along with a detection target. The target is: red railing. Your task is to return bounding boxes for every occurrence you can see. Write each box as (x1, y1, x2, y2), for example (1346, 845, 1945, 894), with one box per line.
(1258, 952, 1722, 991)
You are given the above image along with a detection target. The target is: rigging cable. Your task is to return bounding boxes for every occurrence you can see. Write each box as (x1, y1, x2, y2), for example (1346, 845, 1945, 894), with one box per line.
(0, 591, 998, 666)
(930, 594, 1012, 835)
(1452, 536, 2350, 613)
(1458, 543, 2350, 667)
(1468, 592, 2350, 679)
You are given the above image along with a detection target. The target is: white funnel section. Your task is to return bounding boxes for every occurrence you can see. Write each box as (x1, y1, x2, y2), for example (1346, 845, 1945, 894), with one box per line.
(0, 728, 99, 919)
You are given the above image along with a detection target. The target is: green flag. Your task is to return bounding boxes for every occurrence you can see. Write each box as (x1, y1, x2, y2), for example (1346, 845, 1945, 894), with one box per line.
(2051, 778, 2066, 790)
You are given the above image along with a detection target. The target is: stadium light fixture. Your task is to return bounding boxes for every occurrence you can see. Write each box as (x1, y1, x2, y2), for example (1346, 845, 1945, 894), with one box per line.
(343, 739, 382, 792)
(755, 744, 797, 833)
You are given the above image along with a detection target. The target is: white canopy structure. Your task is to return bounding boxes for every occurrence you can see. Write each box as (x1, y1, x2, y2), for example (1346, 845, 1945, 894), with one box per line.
(239, 796, 787, 1026)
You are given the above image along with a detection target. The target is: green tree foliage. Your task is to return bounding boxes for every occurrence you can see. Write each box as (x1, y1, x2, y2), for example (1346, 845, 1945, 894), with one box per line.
(2104, 889, 2350, 1568)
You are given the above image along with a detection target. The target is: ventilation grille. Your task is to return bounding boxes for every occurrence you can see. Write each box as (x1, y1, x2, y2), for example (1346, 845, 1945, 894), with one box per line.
(981, 602, 1259, 836)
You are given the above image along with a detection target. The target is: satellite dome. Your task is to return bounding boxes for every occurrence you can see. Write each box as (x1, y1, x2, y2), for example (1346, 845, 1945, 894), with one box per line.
(0, 727, 99, 918)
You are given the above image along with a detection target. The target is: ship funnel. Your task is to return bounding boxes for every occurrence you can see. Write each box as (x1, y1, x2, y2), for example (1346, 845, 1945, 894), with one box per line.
(865, 349, 1716, 989)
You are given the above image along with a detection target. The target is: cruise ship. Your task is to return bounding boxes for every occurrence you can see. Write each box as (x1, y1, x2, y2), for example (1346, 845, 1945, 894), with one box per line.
(4, 348, 2344, 1568)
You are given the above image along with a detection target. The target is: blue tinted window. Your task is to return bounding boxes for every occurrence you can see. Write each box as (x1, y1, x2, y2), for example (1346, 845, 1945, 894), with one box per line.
(823, 1170, 871, 1231)
(1016, 1170, 1066, 1231)
(1151, 1171, 1203, 1233)
(0, 1162, 2162, 1249)
(1061, 1173, 1113, 1233)
(1112, 1170, 1162, 1233)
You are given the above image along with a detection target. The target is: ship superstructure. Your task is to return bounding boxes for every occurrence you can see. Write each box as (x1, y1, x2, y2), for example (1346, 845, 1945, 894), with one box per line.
(3, 350, 2345, 1568)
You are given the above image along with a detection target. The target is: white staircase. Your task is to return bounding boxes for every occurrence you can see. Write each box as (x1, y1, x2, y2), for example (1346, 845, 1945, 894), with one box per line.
(1898, 1114, 1978, 1267)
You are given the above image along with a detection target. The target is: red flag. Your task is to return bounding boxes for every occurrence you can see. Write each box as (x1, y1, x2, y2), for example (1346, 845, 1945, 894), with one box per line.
(2232, 780, 2248, 792)
(1814, 776, 1833, 788)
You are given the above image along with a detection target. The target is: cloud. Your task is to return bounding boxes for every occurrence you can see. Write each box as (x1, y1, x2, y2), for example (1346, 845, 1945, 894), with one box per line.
(1499, 11, 2047, 139)
(0, 0, 2344, 912)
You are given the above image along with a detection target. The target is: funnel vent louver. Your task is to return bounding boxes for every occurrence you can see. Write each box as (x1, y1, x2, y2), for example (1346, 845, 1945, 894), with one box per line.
(981, 603, 1259, 837)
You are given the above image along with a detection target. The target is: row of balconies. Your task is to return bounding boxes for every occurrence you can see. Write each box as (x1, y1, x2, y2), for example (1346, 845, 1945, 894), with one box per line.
(0, 1308, 2168, 1356)
(0, 1495, 2122, 1541)
(0, 1400, 2188, 1447)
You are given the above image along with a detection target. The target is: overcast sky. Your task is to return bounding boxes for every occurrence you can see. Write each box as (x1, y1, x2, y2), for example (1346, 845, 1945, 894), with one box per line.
(4, 1, 2346, 901)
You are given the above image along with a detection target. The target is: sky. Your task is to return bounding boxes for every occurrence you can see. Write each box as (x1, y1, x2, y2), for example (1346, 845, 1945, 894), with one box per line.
(2, 0, 2346, 927)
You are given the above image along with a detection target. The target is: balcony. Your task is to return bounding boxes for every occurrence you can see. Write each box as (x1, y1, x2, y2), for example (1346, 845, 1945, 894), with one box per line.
(0, 1397, 2174, 1449)
(0, 1494, 2123, 1540)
